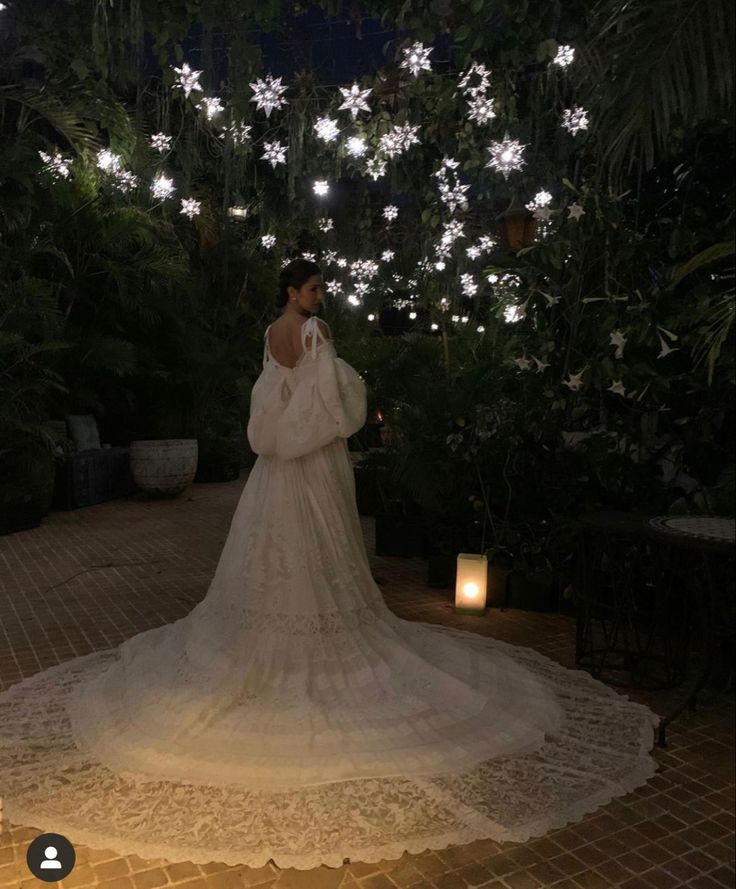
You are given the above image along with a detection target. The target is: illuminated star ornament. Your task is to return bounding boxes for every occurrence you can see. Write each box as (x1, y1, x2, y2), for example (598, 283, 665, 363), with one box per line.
(527, 190, 553, 210)
(314, 116, 341, 143)
(197, 97, 224, 120)
(400, 41, 433, 77)
(151, 172, 175, 200)
(96, 149, 122, 173)
(112, 171, 138, 193)
(552, 45, 575, 67)
(220, 121, 252, 146)
(383, 204, 399, 222)
(467, 94, 496, 125)
(249, 74, 289, 118)
(262, 141, 288, 167)
(338, 82, 372, 119)
(561, 106, 589, 134)
(150, 133, 172, 153)
(261, 234, 276, 249)
(180, 198, 201, 218)
(486, 134, 527, 178)
(379, 122, 421, 158)
(38, 149, 72, 180)
(365, 155, 387, 180)
(458, 61, 492, 98)
(345, 136, 368, 158)
(172, 62, 203, 99)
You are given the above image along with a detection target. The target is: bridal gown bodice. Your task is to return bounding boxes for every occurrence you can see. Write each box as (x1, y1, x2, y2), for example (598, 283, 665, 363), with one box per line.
(0, 314, 659, 870)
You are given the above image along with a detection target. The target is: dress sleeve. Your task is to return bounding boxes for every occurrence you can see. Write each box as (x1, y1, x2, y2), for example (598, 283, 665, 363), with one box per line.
(274, 345, 367, 461)
(246, 365, 289, 456)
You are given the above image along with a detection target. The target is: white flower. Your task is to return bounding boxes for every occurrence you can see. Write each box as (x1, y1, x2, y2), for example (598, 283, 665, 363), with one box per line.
(609, 329, 627, 359)
(568, 202, 585, 221)
(562, 370, 585, 391)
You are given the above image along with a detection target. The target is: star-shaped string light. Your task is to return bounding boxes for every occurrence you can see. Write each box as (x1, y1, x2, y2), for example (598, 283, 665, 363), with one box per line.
(527, 190, 553, 210)
(400, 41, 433, 77)
(338, 82, 373, 119)
(220, 121, 252, 146)
(261, 234, 276, 249)
(379, 122, 420, 158)
(314, 116, 340, 143)
(150, 133, 172, 153)
(460, 273, 477, 296)
(313, 180, 329, 196)
(249, 74, 289, 118)
(486, 134, 527, 178)
(561, 106, 589, 134)
(180, 198, 201, 218)
(437, 179, 470, 213)
(345, 136, 368, 158)
(383, 204, 399, 221)
(96, 149, 122, 174)
(365, 156, 387, 179)
(151, 172, 175, 200)
(172, 62, 203, 98)
(552, 45, 575, 67)
(318, 217, 334, 232)
(467, 94, 496, 125)
(458, 61, 492, 97)
(197, 97, 224, 120)
(111, 170, 138, 193)
(261, 141, 288, 168)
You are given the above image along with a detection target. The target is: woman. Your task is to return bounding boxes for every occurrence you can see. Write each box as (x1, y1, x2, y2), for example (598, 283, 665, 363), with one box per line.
(0, 259, 658, 870)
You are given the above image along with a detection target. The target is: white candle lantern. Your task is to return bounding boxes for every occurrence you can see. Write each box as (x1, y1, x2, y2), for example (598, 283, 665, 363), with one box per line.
(455, 553, 488, 614)
(227, 205, 247, 218)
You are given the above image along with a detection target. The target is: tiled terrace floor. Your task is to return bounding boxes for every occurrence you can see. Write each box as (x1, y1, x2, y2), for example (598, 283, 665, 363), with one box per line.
(0, 471, 733, 889)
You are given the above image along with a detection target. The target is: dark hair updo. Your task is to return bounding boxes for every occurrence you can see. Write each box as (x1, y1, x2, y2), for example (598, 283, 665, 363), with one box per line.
(276, 258, 323, 308)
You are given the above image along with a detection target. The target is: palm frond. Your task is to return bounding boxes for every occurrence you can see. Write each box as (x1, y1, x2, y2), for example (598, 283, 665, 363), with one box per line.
(575, 0, 735, 181)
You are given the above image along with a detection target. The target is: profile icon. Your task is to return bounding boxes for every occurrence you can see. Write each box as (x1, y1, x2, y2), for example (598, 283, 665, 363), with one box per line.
(40, 846, 62, 869)
(26, 832, 76, 881)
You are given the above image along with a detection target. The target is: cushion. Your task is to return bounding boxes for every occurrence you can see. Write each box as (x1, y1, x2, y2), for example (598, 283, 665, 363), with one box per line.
(66, 414, 101, 452)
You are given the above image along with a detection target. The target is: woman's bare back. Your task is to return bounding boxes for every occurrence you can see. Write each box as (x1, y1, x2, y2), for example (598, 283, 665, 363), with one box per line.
(268, 314, 328, 368)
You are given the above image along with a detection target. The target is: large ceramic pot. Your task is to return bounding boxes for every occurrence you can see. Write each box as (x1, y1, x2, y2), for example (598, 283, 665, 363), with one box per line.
(130, 439, 198, 497)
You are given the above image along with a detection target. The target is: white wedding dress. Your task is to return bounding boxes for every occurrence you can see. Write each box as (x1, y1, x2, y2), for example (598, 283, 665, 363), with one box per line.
(0, 316, 659, 870)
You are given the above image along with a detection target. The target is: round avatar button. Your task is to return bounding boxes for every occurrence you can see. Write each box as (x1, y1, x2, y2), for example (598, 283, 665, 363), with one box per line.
(26, 833, 76, 882)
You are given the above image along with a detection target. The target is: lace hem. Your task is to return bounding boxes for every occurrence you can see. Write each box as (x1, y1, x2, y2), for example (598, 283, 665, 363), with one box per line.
(0, 622, 659, 871)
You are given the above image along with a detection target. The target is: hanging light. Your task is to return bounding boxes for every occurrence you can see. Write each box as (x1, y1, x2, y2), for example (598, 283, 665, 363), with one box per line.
(227, 193, 248, 218)
(497, 194, 537, 252)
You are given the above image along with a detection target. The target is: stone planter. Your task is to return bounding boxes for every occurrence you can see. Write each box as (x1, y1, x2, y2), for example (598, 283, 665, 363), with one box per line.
(130, 439, 198, 497)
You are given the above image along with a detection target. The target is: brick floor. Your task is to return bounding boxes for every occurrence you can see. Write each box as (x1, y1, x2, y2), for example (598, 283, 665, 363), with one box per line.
(0, 473, 733, 889)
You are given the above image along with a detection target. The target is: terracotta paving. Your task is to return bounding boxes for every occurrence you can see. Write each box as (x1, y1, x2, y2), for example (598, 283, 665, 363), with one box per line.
(0, 472, 733, 889)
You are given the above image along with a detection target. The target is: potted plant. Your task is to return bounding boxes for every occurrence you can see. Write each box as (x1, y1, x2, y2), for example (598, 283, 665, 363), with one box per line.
(129, 399, 198, 497)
